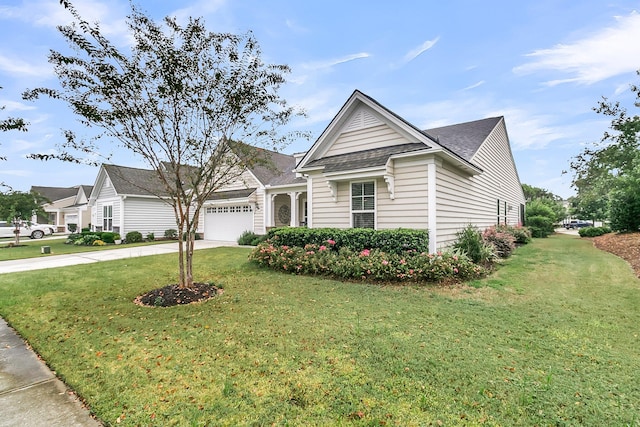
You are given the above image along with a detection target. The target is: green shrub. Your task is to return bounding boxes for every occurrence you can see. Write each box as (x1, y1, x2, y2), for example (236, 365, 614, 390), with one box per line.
(578, 226, 612, 237)
(266, 227, 429, 255)
(182, 232, 202, 241)
(70, 234, 101, 246)
(609, 187, 640, 232)
(238, 230, 265, 246)
(452, 224, 495, 264)
(526, 215, 554, 238)
(482, 226, 516, 258)
(81, 227, 90, 233)
(67, 223, 77, 233)
(125, 231, 143, 243)
(100, 232, 118, 244)
(164, 229, 177, 239)
(146, 232, 155, 241)
(251, 234, 268, 246)
(65, 233, 83, 245)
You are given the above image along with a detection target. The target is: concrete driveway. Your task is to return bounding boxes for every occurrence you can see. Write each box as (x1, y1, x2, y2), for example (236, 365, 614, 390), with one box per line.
(0, 240, 236, 274)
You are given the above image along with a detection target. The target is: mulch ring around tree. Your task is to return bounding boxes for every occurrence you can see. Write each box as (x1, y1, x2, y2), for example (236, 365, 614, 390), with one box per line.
(134, 282, 222, 307)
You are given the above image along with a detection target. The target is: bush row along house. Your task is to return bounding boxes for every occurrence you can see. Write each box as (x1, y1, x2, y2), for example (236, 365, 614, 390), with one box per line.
(33, 90, 526, 252)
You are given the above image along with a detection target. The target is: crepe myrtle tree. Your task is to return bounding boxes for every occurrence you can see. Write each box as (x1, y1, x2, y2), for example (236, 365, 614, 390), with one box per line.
(24, 1, 307, 288)
(0, 191, 47, 246)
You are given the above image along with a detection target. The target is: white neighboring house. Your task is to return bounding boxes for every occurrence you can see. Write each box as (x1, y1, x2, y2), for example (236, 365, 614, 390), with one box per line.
(31, 185, 93, 232)
(87, 90, 526, 248)
(87, 147, 307, 241)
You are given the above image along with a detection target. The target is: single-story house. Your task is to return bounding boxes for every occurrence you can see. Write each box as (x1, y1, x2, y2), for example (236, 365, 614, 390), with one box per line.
(31, 185, 93, 232)
(88, 90, 525, 251)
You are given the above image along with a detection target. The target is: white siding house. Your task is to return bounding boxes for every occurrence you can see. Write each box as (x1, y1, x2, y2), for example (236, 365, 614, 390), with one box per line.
(31, 185, 93, 232)
(87, 90, 525, 249)
(296, 90, 526, 252)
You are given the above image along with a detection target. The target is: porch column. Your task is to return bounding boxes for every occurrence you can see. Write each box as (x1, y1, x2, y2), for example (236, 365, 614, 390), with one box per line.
(426, 158, 438, 254)
(289, 192, 298, 227)
(306, 175, 313, 228)
(266, 194, 276, 228)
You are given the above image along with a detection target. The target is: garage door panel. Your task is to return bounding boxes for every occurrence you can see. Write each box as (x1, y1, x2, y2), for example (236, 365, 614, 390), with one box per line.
(204, 205, 253, 241)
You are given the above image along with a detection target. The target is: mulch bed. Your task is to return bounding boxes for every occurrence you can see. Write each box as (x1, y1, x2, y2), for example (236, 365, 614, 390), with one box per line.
(134, 282, 221, 307)
(592, 232, 640, 278)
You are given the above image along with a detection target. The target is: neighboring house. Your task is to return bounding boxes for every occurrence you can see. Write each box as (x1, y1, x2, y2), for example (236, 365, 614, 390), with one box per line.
(31, 185, 93, 232)
(294, 90, 526, 252)
(88, 90, 525, 248)
(88, 149, 307, 241)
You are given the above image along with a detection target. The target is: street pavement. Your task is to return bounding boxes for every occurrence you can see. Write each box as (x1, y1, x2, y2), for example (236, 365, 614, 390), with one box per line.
(0, 239, 236, 426)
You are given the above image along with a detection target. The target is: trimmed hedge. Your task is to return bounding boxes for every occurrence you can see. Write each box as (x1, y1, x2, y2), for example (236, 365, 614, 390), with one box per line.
(266, 227, 429, 255)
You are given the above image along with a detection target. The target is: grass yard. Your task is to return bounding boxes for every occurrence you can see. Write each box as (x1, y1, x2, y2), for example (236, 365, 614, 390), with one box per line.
(0, 234, 638, 426)
(0, 237, 172, 261)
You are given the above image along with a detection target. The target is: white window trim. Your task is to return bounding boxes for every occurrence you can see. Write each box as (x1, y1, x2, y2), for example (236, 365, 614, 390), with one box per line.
(350, 179, 377, 229)
(102, 204, 113, 232)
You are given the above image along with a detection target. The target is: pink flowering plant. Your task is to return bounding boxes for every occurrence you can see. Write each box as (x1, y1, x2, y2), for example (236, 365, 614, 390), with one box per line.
(250, 241, 486, 284)
(482, 226, 517, 258)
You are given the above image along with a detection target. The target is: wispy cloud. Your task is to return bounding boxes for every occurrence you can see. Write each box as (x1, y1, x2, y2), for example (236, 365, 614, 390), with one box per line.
(0, 54, 51, 77)
(291, 52, 371, 85)
(0, 99, 36, 112)
(285, 19, 308, 34)
(461, 81, 485, 91)
(170, 0, 227, 24)
(495, 108, 568, 150)
(0, 0, 130, 44)
(513, 10, 640, 85)
(403, 37, 440, 63)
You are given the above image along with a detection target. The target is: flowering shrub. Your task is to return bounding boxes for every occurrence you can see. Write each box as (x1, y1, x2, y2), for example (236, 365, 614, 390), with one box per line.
(250, 240, 486, 284)
(452, 224, 495, 265)
(495, 224, 532, 245)
(92, 239, 106, 246)
(482, 226, 516, 258)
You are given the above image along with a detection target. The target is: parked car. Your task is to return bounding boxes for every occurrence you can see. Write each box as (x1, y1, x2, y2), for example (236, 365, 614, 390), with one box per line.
(0, 221, 54, 239)
(564, 220, 591, 229)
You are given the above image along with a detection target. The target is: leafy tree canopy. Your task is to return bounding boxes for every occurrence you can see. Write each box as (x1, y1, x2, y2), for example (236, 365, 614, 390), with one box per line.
(23, 1, 307, 288)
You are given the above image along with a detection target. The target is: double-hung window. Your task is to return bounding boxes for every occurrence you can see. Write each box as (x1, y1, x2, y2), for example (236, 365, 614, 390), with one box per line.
(351, 181, 375, 228)
(103, 205, 113, 231)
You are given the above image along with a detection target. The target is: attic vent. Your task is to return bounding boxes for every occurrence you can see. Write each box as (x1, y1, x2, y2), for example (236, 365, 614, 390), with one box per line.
(344, 109, 381, 132)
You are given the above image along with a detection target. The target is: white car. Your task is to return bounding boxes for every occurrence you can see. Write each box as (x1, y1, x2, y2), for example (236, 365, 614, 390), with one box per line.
(0, 221, 54, 239)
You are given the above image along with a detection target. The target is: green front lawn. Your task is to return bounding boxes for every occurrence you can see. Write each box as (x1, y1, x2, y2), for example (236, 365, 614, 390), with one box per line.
(0, 237, 173, 261)
(0, 235, 638, 425)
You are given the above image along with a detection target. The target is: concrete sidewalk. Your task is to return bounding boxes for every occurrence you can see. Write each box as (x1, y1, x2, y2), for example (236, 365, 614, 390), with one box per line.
(0, 240, 235, 274)
(0, 240, 236, 425)
(0, 318, 102, 426)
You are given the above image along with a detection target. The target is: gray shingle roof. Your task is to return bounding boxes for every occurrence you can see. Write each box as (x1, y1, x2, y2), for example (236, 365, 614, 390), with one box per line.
(304, 143, 428, 172)
(208, 188, 257, 200)
(31, 186, 80, 202)
(424, 117, 502, 162)
(229, 142, 303, 186)
(103, 164, 170, 196)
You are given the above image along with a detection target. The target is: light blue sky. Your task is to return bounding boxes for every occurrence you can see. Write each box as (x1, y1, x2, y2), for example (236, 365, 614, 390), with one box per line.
(1, 0, 639, 199)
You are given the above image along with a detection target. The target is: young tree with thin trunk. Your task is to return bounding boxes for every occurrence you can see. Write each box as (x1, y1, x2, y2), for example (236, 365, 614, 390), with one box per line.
(0, 191, 47, 246)
(24, 1, 305, 288)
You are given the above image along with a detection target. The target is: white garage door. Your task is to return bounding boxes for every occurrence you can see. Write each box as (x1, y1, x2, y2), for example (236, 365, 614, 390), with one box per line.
(204, 205, 254, 241)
